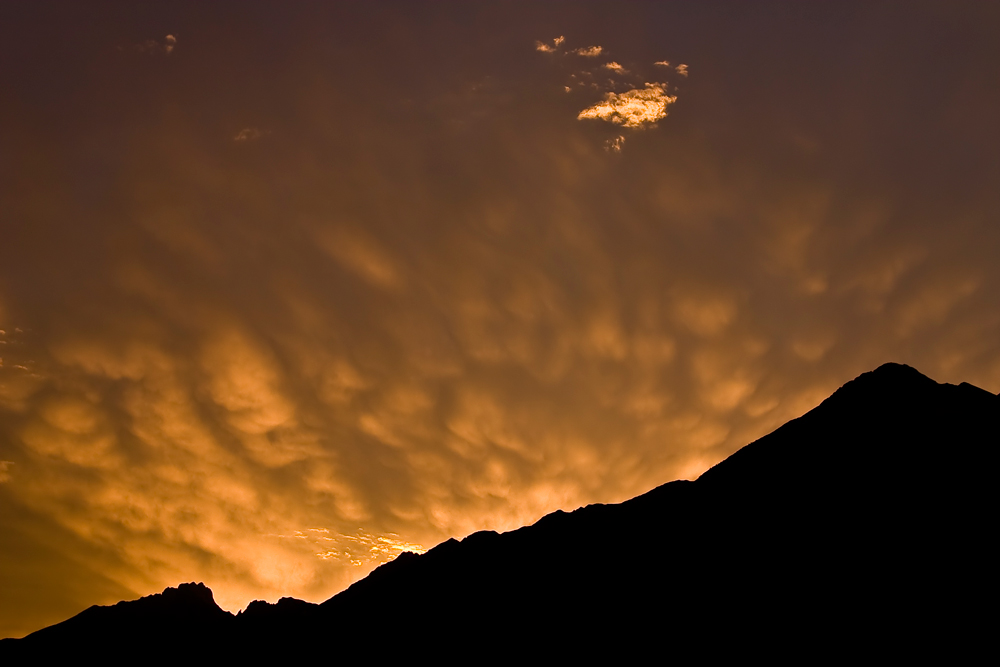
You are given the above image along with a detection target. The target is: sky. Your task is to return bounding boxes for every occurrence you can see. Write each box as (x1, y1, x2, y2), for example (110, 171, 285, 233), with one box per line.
(2, 1, 999, 638)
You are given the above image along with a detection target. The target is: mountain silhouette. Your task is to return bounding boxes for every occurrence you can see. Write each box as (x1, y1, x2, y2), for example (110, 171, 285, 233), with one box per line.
(3, 363, 995, 660)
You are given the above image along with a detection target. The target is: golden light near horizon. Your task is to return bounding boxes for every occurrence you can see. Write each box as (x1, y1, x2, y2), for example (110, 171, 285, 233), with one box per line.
(1, 2, 999, 640)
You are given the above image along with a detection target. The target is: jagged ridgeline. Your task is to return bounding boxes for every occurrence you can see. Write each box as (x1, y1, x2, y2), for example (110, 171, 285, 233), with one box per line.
(2, 364, 996, 660)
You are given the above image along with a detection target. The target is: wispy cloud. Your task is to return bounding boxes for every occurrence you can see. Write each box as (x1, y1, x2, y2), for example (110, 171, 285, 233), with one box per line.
(312, 224, 404, 291)
(535, 35, 565, 53)
(137, 34, 177, 56)
(605, 135, 626, 152)
(675, 63, 688, 76)
(653, 60, 671, 67)
(233, 127, 266, 142)
(0, 461, 12, 482)
(311, 529, 427, 567)
(577, 83, 677, 128)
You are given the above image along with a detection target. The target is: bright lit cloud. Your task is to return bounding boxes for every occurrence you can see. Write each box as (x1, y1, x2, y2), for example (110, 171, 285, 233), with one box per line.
(577, 83, 677, 128)
(603, 61, 627, 73)
(535, 35, 565, 52)
(573, 46, 603, 57)
(311, 529, 427, 566)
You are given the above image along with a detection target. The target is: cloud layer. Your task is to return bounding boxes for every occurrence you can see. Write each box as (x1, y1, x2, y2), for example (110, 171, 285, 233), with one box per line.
(1, 2, 999, 639)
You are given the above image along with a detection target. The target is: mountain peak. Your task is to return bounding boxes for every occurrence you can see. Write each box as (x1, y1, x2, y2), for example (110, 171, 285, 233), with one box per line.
(867, 360, 927, 378)
(850, 361, 935, 388)
(160, 582, 217, 606)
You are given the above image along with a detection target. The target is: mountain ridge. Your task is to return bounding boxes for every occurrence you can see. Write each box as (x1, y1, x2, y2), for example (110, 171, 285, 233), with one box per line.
(3, 362, 996, 660)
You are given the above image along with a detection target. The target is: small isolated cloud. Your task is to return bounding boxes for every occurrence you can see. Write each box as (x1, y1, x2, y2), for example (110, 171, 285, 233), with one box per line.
(654, 60, 671, 67)
(573, 46, 603, 57)
(535, 36, 565, 53)
(234, 127, 266, 143)
(605, 135, 626, 153)
(137, 35, 177, 56)
(603, 61, 627, 73)
(577, 83, 677, 128)
(675, 64, 689, 77)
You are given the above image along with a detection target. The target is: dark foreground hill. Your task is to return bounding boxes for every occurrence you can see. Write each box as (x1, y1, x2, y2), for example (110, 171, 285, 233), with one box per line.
(3, 363, 996, 661)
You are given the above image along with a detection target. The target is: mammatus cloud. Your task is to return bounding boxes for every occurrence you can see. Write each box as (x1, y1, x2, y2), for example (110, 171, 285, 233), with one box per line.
(535, 36, 565, 52)
(577, 83, 677, 128)
(311, 224, 403, 291)
(3, 4, 1000, 642)
(0, 327, 41, 413)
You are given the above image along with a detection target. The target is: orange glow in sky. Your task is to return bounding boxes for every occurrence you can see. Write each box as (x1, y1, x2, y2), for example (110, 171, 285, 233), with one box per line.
(1, 2, 999, 639)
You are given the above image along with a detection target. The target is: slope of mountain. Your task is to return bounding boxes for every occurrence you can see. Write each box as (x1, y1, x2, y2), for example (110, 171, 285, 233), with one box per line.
(3, 363, 995, 660)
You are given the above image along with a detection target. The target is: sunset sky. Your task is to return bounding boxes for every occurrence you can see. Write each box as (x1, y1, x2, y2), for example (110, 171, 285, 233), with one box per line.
(2, 1, 999, 638)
